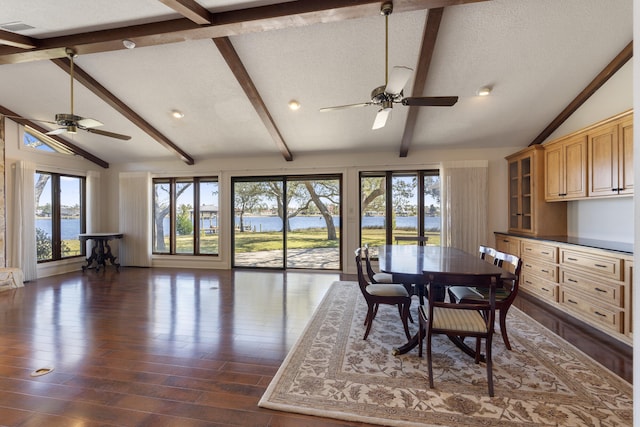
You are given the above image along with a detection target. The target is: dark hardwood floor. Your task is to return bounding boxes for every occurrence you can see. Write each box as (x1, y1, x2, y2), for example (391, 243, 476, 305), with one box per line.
(0, 267, 631, 426)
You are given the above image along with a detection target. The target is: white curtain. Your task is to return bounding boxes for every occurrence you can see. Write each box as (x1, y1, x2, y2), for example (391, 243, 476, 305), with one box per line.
(441, 160, 489, 254)
(10, 160, 37, 281)
(86, 170, 101, 233)
(119, 172, 152, 267)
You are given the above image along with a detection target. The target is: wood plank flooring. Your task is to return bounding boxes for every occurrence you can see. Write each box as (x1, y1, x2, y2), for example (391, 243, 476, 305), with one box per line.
(0, 267, 631, 426)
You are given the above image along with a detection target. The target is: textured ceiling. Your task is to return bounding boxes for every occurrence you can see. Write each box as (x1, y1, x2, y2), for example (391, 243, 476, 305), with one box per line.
(0, 0, 633, 167)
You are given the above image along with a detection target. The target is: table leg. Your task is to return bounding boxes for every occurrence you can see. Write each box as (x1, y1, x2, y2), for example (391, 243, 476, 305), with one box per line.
(82, 240, 99, 272)
(103, 241, 120, 271)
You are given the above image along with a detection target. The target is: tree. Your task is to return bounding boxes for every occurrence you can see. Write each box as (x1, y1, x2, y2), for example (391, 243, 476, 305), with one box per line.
(361, 176, 385, 215)
(154, 183, 191, 251)
(234, 182, 264, 232)
(304, 181, 339, 240)
(176, 204, 193, 235)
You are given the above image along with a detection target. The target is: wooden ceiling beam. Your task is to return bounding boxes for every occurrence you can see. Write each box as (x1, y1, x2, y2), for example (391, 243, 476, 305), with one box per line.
(0, 105, 110, 168)
(528, 41, 633, 146)
(0, 0, 488, 64)
(158, 0, 212, 25)
(51, 58, 195, 165)
(0, 29, 37, 49)
(399, 7, 444, 157)
(213, 37, 293, 161)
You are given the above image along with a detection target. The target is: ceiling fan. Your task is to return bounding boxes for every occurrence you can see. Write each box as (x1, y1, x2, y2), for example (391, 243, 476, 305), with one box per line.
(319, 1, 458, 130)
(6, 48, 131, 141)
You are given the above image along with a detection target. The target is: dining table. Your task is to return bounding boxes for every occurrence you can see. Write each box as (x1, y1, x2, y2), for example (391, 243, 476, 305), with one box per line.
(79, 232, 123, 272)
(377, 244, 509, 358)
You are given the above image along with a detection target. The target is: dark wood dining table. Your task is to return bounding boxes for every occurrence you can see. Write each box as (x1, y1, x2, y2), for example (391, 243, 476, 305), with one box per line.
(377, 244, 508, 357)
(79, 232, 123, 272)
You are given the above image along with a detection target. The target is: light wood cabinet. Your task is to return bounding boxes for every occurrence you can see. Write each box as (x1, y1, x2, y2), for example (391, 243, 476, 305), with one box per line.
(497, 233, 632, 345)
(589, 113, 633, 197)
(506, 146, 566, 236)
(494, 233, 521, 257)
(544, 134, 587, 201)
(624, 259, 633, 340)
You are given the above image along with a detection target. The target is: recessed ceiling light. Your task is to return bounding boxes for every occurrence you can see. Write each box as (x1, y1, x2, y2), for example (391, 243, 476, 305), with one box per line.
(172, 110, 184, 119)
(288, 100, 301, 111)
(122, 39, 136, 49)
(477, 86, 492, 97)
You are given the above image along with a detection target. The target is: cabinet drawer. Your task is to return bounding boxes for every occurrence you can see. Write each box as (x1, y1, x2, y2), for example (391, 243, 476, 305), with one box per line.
(560, 289, 623, 333)
(522, 260, 558, 282)
(521, 241, 558, 263)
(560, 269, 623, 307)
(560, 249, 622, 280)
(521, 272, 558, 302)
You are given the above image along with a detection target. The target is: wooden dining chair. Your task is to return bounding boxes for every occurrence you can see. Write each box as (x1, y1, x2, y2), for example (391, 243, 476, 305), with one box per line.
(355, 248, 412, 340)
(448, 251, 522, 350)
(363, 244, 393, 284)
(418, 272, 498, 396)
(478, 245, 497, 262)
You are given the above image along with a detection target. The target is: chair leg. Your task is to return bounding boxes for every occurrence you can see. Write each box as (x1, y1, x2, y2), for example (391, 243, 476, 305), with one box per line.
(486, 334, 494, 397)
(363, 304, 375, 340)
(499, 309, 512, 350)
(400, 303, 411, 340)
(426, 329, 434, 389)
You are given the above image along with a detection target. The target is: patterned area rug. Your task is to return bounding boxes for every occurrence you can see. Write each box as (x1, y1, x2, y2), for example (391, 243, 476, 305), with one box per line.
(259, 281, 632, 426)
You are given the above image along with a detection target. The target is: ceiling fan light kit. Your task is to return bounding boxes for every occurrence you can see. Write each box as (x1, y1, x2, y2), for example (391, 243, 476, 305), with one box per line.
(319, 1, 458, 130)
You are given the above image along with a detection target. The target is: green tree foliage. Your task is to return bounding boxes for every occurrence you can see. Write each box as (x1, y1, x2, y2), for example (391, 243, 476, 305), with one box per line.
(36, 228, 52, 261)
(176, 204, 193, 235)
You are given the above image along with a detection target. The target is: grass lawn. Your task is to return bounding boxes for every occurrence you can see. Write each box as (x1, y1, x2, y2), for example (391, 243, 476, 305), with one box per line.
(64, 228, 441, 256)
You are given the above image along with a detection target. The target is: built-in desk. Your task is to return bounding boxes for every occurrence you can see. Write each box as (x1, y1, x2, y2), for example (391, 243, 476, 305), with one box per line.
(79, 233, 123, 272)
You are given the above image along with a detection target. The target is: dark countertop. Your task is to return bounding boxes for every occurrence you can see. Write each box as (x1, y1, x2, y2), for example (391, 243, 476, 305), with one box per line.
(494, 232, 633, 255)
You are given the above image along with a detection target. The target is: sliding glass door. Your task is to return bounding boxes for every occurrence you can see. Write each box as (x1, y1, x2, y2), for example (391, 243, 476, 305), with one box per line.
(232, 175, 341, 270)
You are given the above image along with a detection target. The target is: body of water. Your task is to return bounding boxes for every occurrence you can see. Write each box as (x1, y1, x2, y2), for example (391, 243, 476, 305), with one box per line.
(39, 216, 441, 239)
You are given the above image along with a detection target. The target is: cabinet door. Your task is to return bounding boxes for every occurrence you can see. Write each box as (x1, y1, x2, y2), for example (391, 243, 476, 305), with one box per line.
(544, 142, 564, 201)
(563, 136, 587, 198)
(589, 123, 619, 197)
(618, 116, 633, 195)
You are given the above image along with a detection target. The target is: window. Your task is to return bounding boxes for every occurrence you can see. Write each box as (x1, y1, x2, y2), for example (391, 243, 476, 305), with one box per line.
(23, 126, 74, 155)
(360, 170, 440, 250)
(35, 171, 86, 262)
(152, 177, 219, 255)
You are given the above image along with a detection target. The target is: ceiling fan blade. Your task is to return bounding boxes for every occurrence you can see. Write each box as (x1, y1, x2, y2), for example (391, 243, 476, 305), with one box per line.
(46, 128, 68, 135)
(319, 102, 370, 112)
(385, 66, 413, 95)
(76, 117, 104, 128)
(84, 128, 131, 140)
(372, 108, 391, 130)
(401, 96, 459, 107)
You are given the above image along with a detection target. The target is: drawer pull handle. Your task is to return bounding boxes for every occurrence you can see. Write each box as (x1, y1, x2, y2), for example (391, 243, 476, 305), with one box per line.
(541, 251, 549, 255)
(525, 248, 532, 252)
(567, 299, 578, 304)
(525, 280, 533, 285)
(541, 269, 549, 273)
(567, 257, 578, 261)
(567, 278, 578, 283)
(594, 287, 607, 293)
(541, 287, 549, 292)
(594, 264, 607, 269)
(525, 264, 532, 268)
(594, 311, 607, 317)
(559, 193, 567, 196)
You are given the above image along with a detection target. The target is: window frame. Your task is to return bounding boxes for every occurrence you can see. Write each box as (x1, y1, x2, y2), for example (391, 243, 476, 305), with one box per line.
(35, 170, 87, 263)
(152, 176, 219, 256)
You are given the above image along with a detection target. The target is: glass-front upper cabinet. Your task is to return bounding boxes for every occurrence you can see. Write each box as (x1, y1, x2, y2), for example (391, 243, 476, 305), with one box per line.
(505, 145, 566, 237)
